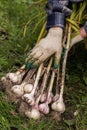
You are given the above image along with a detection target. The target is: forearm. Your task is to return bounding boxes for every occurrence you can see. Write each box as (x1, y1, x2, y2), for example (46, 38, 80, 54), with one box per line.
(46, 0, 70, 29)
(46, 0, 84, 29)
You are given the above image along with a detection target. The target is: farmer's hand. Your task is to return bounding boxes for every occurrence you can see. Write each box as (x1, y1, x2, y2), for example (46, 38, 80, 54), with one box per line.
(25, 27, 63, 68)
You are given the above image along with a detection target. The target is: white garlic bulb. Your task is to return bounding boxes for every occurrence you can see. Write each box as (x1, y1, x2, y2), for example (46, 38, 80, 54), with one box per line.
(22, 93, 35, 106)
(11, 85, 24, 97)
(1, 77, 6, 82)
(39, 103, 49, 114)
(51, 96, 65, 113)
(23, 84, 33, 93)
(25, 108, 40, 120)
(6, 72, 23, 84)
(56, 100, 65, 113)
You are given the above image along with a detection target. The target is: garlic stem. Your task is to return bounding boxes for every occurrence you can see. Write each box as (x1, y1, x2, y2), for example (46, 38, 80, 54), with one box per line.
(56, 67, 60, 94)
(32, 63, 43, 95)
(35, 58, 53, 104)
(41, 58, 53, 91)
(47, 71, 55, 98)
(22, 64, 43, 105)
(60, 24, 71, 97)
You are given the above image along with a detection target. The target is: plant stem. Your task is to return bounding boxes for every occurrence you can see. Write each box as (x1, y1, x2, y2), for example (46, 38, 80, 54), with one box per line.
(47, 70, 55, 98)
(60, 24, 71, 96)
(32, 64, 43, 95)
(36, 58, 53, 104)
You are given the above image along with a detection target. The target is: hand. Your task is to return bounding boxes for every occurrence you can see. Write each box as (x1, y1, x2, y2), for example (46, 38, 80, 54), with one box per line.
(25, 27, 63, 68)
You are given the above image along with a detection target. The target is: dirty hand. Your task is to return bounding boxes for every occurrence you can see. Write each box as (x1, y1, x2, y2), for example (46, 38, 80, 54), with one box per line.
(25, 27, 63, 69)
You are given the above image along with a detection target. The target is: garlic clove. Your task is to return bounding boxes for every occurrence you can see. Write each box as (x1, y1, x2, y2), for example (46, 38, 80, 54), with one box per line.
(11, 85, 24, 97)
(39, 103, 49, 114)
(25, 109, 40, 120)
(22, 93, 35, 106)
(23, 84, 33, 93)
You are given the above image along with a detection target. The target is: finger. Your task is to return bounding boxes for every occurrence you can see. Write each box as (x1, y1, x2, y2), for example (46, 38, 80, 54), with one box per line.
(26, 44, 40, 60)
(34, 52, 50, 65)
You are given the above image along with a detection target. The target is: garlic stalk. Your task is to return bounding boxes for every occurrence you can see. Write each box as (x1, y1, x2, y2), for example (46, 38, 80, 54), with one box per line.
(53, 68, 60, 102)
(24, 61, 52, 120)
(39, 70, 55, 114)
(40, 92, 47, 103)
(6, 65, 27, 84)
(40, 58, 53, 102)
(26, 58, 53, 119)
(51, 24, 71, 113)
(22, 64, 43, 106)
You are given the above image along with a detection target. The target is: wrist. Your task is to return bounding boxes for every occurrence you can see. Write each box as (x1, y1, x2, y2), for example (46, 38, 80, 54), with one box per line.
(70, 0, 83, 2)
(46, 12, 65, 29)
(47, 27, 63, 37)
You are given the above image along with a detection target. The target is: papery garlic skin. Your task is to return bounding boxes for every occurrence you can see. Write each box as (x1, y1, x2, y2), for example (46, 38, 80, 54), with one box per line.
(51, 102, 57, 111)
(23, 84, 33, 93)
(6, 72, 23, 84)
(56, 101, 65, 113)
(40, 93, 47, 103)
(11, 85, 24, 97)
(48, 93, 53, 104)
(22, 93, 35, 106)
(39, 103, 49, 114)
(51, 96, 65, 113)
(25, 109, 40, 120)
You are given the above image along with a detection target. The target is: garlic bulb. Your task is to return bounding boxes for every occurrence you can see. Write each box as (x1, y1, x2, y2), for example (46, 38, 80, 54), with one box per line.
(6, 72, 23, 84)
(51, 96, 65, 113)
(56, 100, 65, 113)
(11, 85, 24, 97)
(39, 103, 49, 114)
(25, 108, 40, 120)
(23, 84, 33, 93)
(1, 77, 6, 82)
(22, 93, 35, 106)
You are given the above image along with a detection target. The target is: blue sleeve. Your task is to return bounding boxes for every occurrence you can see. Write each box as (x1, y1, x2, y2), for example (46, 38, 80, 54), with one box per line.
(46, 0, 84, 29)
(70, 0, 83, 2)
(46, 0, 71, 29)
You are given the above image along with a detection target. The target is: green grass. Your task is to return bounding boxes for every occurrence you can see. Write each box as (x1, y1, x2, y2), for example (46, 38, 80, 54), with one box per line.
(0, 0, 87, 130)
